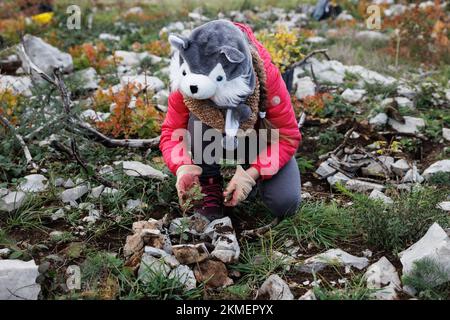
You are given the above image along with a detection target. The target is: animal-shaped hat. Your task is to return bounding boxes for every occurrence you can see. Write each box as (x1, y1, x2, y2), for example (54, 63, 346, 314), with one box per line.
(169, 20, 265, 149)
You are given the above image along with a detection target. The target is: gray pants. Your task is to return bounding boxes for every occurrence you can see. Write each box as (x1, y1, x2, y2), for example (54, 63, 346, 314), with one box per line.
(188, 116, 301, 217)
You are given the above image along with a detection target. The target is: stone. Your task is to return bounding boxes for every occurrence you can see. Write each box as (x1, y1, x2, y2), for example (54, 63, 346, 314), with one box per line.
(297, 248, 369, 273)
(172, 243, 209, 265)
(0, 248, 12, 258)
(120, 75, 165, 92)
(397, 85, 416, 99)
(144, 246, 179, 268)
(0, 191, 27, 213)
(364, 257, 401, 300)
(169, 213, 210, 236)
(315, 161, 337, 178)
(124, 233, 144, 257)
(294, 76, 316, 100)
(193, 260, 233, 289)
(89, 185, 105, 198)
(60, 185, 89, 204)
(298, 289, 316, 300)
(132, 219, 161, 233)
(341, 88, 365, 103)
(49, 231, 64, 241)
(18, 174, 48, 193)
(399, 223, 450, 288)
(63, 178, 75, 189)
(355, 30, 389, 42)
(212, 233, 240, 264)
(443, 128, 450, 142)
(423, 160, 450, 180)
(361, 156, 394, 177)
(80, 109, 110, 122)
(437, 201, 450, 211)
(395, 97, 413, 109)
(316, 70, 344, 84)
(114, 50, 149, 67)
(327, 172, 351, 186)
(203, 216, 233, 239)
(369, 113, 388, 127)
(345, 179, 385, 192)
(388, 116, 425, 134)
(71, 67, 99, 91)
(82, 209, 101, 224)
(114, 161, 167, 180)
(369, 190, 394, 205)
(126, 199, 145, 211)
(306, 36, 327, 44)
(0, 76, 32, 96)
(169, 265, 196, 291)
(258, 275, 294, 300)
(391, 159, 411, 177)
(51, 208, 65, 221)
(402, 166, 424, 184)
(0, 259, 41, 300)
(66, 265, 81, 291)
(19, 35, 73, 77)
(138, 254, 171, 283)
(99, 33, 120, 42)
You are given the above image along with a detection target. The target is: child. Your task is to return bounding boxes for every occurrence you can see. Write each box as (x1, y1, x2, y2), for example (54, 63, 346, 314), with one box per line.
(160, 20, 302, 220)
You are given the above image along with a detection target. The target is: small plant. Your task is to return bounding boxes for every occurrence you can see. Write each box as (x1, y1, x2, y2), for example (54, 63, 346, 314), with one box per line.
(179, 183, 204, 216)
(256, 26, 305, 73)
(427, 172, 450, 187)
(69, 42, 112, 72)
(342, 185, 450, 253)
(313, 274, 376, 300)
(95, 84, 162, 139)
(233, 236, 286, 287)
(296, 157, 315, 174)
(402, 258, 450, 300)
(318, 129, 344, 154)
(273, 201, 355, 249)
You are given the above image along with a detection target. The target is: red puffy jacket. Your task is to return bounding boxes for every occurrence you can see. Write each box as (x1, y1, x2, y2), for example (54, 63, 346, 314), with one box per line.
(159, 23, 301, 180)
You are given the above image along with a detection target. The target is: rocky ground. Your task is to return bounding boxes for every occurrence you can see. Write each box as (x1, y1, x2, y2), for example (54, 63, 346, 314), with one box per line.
(0, 1, 450, 300)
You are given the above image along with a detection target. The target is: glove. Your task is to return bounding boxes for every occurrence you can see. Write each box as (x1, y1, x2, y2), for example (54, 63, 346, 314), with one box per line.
(176, 165, 203, 204)
(223, 165, 256, 207)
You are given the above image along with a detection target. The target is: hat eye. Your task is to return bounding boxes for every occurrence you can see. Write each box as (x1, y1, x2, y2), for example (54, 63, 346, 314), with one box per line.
(182, 70, 187, 76)
(216, 75, 223, 82)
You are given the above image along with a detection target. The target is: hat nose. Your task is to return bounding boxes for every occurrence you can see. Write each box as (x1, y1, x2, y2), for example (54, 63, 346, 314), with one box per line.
(190, 85, 198, 94)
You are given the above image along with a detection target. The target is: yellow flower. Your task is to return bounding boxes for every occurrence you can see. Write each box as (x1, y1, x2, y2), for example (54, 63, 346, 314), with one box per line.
(31, 12, 54, 25)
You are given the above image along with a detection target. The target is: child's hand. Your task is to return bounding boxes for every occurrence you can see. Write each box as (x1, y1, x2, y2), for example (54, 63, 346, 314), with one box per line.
(223, 166, 257, 207)
(176, 165, 202, 204)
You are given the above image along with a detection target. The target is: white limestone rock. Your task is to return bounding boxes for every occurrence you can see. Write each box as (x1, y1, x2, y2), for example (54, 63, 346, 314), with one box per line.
(297, 248, 369, 273)
(341, 88, 366, 103)
(388, 116, 425, 134)
(369, 190, 394, 205)
(18, 174, 48, 193)
(369, 113, 388, 127)
(258, 275, 294, 300)
(399, 223, 450, 288)
(0, 259, 41, 300)
(422, 160, 450, 180)
(294, 76, 316, 100)
(168, 265, 196, 291)
(114, 161, 167, 180)
(345, 179, 385, 192)
(0, 191, 27, 213)
(364, 257, 401, 300)
(60, 185, 89, 204)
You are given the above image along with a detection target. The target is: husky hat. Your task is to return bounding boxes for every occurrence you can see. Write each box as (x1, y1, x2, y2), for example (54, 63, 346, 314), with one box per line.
(168, 20, 267, 149)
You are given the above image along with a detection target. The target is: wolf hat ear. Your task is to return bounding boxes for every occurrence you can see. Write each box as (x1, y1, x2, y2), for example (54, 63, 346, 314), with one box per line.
(168, 34, 189, 51)
(220, 46, 245, 63)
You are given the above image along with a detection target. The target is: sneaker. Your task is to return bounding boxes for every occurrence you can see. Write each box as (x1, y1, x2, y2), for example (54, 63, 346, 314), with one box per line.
(195, 175, 224, 220)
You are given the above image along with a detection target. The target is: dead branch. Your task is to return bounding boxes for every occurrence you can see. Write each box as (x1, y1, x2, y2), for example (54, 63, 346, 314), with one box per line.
(356, 146, 392, 182)
(241, 218, 280, 239)
(70, 139, 119, 189)
(0, 113, 39, 171)
(72, 120, 161, 148)
(287, 49, 330, 70)
(319, 124, 356, 160)
(19, 42, 161, 149)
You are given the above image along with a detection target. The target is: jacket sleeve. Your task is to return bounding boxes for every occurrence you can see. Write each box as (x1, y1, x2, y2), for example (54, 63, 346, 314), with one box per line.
(159, 91, 192, 175)
(249, 37, 302, 180)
